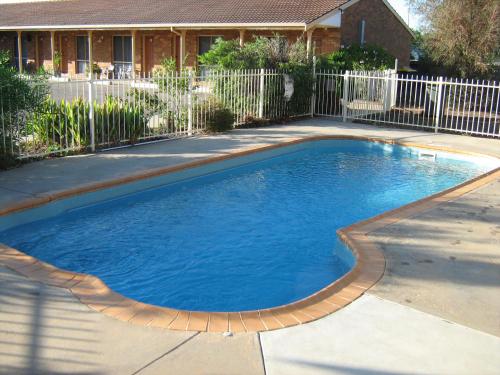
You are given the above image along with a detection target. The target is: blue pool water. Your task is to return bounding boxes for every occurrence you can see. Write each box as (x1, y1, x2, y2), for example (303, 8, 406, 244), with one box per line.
(0, 140, 490, 312)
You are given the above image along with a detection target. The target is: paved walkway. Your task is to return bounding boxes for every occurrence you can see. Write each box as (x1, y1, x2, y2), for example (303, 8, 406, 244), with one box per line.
(1, 119, 499, 374)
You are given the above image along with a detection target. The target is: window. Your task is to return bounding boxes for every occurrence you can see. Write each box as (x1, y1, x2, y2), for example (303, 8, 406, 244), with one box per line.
(76, 36, 89, 74)
(198, 36, 222, 79)
(13, 35, 29, 70)
(113, 36, 133, 78)
(359, 20, 366, 46)
(198, 36, 221, 56)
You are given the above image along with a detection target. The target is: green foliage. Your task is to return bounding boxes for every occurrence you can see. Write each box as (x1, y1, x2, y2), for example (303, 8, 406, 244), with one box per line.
(199, 35, 313, 121)
(414, 0, 499, 78)
(28, 98, 89, 149)
(26, 96, 148, 154)
(86, 63, 102, 75)
(94, 96, 146, 144)
(0, 50, 11, 66)
(199, 35, 309, 70)
(199, 39, 251, 69)
(53, 51, 62, 75)
(206, 103, 235, 133)
(0, 50, 48, 167)
(317, 44, 396, 71)
(153, 57, 190, 94)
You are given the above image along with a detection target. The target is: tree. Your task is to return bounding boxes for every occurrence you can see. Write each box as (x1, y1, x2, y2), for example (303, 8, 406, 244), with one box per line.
(413, 0, 499, 78)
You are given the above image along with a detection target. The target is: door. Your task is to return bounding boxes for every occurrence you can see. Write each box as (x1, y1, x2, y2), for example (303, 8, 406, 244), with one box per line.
(144, 35, 154, 74)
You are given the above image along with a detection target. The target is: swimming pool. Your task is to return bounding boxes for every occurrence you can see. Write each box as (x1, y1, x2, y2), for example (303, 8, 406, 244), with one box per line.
(0, 140, 493, 312)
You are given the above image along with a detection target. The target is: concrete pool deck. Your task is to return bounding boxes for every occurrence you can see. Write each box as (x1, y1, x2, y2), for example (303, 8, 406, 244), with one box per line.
(0, 119, 499, 374)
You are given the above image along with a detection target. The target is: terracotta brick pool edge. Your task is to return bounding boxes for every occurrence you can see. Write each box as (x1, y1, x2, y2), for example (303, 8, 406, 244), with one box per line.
(0, 136, 498, 333)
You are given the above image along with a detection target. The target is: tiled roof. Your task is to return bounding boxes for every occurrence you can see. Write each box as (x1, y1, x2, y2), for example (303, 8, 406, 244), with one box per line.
(0, 0, 349, 29)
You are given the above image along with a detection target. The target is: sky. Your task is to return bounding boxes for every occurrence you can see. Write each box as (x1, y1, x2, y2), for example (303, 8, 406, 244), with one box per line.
(387, 0, 422, 30)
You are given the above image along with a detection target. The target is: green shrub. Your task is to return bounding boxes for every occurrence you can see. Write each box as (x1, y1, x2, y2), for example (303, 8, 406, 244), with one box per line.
(25, 95, 148, 153)
(207, 107, 234, 133)
(28, 98, 89, 150)
(1, 50, 49, 161)
(199, 35, 314, 121)
(317, 44, 396, 71)
(86, 63, 102, 76)
(92, 96, 146, 145)
(153, 57, 190, 94)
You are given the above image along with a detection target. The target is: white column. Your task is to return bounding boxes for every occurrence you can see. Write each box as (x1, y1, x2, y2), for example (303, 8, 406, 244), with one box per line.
(131, 30, 136, 78)
(35, 34, 40, 69)
(50, 30, 56, 73)
(179, 30, 186, 69)
(88, 30, 93, 78)
(17, 31, 23, 73)
(306, 29, 314, 60)
(239, 29, 246, 47)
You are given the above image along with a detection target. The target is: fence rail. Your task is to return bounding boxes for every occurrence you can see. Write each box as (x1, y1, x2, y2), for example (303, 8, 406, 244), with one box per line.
(1, 68, 499, 159)
(315, 70, 500, 137)
(1, 69, 312, 158)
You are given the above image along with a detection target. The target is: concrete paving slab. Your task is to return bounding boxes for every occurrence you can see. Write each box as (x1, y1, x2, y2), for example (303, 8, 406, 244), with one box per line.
(0, 187, 35, 209)
(1, 120, 499, 374)
(137, 333, 265, 375)
(0, 267, 196, 375)
(368, 177, 500, 336)
(260, 294, 500, 375)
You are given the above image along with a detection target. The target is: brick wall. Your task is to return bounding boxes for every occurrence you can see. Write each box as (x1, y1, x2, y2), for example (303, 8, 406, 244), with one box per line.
(312, 28, 341, 55)
(1, 27, 342, 75)
(0, 32, 16, 61)
(184, 30, 240, 67)
(37, 32, 53, 71)
(184, 28, 341, 66)
(341, 0, 412, 67)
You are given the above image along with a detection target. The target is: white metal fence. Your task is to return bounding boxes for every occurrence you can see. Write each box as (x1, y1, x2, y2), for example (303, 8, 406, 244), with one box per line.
(1, 68, 499, 159)
(315, 70, 500, 137)
(1, 69, 310, 158)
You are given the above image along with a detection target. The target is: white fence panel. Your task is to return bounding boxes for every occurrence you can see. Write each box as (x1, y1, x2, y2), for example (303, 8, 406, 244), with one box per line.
(2, 68, 499, 160)
(1, 69, 312, 159)
(315, 70, 500, 138)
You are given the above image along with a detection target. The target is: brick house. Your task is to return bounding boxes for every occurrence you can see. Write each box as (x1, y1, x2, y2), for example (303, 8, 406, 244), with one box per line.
(0, 0, 413, 77)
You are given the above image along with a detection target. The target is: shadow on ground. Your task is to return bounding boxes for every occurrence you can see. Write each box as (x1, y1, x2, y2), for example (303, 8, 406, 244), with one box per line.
(0, 267, 102, 375)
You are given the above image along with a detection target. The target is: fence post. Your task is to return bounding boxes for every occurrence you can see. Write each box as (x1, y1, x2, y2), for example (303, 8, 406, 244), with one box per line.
(342, 71, 350, 122)
(187, 70, 193, 136)
(383, 70, 391, 112)
(434, 76, 444, 133)
(310, 56, 316, 118)
(87, 76, 95, 152)
(258, 68, 265, 118)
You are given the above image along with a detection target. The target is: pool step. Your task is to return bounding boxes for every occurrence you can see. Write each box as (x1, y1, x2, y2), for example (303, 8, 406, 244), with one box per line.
(418, 151, 437, 161)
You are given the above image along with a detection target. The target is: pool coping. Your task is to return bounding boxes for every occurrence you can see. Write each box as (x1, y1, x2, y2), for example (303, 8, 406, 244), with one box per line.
(0, 135, 499, 333)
